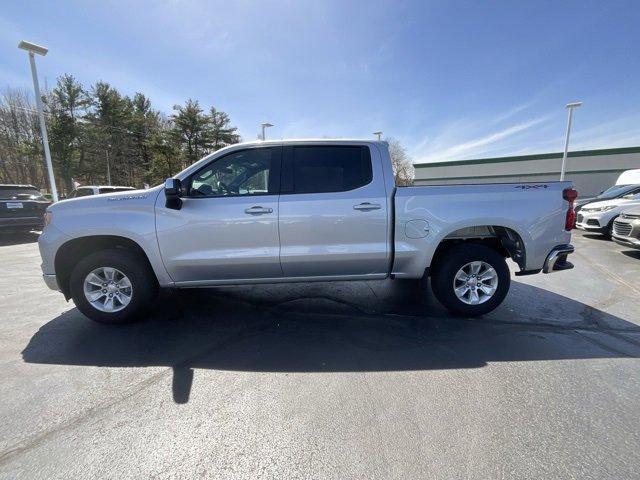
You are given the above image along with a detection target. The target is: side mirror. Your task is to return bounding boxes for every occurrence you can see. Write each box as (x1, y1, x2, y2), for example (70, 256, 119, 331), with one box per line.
(164, 178, 183, 210)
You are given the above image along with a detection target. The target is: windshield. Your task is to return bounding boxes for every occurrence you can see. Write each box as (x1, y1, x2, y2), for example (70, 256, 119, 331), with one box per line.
(0, 187, 46, 201)
(597, 184, 635, 199)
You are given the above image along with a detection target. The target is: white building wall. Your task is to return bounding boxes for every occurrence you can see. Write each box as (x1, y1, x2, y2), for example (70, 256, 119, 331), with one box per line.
(415, 171, 620, 198)
(414, 148, 640, 198)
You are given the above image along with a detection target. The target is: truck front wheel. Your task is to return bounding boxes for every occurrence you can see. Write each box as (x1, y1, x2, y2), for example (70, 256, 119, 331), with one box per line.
(431, 244, 510, 317)
(69, 249, 158, 324)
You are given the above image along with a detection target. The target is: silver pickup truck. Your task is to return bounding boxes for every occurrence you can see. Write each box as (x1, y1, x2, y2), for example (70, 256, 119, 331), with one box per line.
(39, 139, 577, 323)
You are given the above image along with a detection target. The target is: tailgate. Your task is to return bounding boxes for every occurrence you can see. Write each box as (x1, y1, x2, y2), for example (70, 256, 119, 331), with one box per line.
(0, 200, 48, 219)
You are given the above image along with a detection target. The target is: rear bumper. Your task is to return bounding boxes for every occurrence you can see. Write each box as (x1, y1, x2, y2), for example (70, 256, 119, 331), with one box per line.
(0, 217, 44, 230)
(543, 244, 575, 274)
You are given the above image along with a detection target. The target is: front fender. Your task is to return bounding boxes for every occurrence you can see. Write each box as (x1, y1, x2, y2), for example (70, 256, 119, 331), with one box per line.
(45, 188, 173, 286)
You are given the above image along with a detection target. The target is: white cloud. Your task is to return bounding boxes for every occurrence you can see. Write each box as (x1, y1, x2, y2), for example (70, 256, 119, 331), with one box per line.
(491, 100, 537, 124)
(414, 115, 550, 164)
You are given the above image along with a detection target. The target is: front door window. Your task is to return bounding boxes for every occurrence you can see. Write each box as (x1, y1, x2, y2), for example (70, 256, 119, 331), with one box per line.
(189, 148, 274, 197)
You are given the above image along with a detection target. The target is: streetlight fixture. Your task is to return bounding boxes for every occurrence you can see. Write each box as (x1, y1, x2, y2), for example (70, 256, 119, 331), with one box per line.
(18, 40, 58, 202)
(261, 123, 273, 141)
(560, 101, 582, 181)
(373, 131, 383, 141)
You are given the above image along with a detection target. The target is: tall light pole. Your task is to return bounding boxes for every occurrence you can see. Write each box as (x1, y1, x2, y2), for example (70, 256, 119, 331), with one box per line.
(560, 102, 582, 181)
(261, 123, 273, 140)
(373, 131, 383, 141)
(18, 40, 58, 201)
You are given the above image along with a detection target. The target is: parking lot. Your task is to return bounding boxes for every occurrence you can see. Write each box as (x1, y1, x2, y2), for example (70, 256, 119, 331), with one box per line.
(0, 230, 639, 479)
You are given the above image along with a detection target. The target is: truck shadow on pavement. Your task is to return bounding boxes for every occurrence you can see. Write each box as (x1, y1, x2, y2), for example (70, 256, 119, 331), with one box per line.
(21, 280, 640, 404)
(580, 233, 611, 241)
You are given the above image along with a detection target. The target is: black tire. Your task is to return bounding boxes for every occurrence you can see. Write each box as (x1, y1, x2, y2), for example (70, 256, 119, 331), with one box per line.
(69, 248, 158, 324)
(604, 218, 616, 239)
(431, 243, 510, 317)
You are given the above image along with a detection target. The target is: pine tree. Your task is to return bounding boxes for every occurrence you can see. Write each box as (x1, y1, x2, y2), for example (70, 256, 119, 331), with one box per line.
(46, 74, 91, 191)
(209, 106, 240, 150)
(171, 99, 212, 167)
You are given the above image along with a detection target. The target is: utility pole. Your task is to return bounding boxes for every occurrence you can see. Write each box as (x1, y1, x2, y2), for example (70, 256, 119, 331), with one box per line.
(373, 131, 383, 141)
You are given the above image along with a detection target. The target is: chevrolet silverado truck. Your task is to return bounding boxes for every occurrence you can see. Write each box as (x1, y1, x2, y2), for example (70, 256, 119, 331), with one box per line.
(38, 140, 577, 323)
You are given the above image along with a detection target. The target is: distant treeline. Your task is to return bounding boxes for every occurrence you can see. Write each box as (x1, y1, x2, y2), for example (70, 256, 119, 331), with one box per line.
(0, 74, 241, 193)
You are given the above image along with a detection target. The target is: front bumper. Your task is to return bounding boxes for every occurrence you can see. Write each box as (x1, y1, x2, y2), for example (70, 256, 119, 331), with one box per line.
(43, 274, 60, 291)
(575, 211, 612, 233)
(575, 223, 605, 232)
(612, 216, 640, 249)
(38, 224, 70, 292)
(613, 236, 640, 249)
(543, 244, 575, 274)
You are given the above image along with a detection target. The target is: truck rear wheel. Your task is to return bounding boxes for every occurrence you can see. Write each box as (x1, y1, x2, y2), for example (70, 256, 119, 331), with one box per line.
(431, 243, 510, 317)
(69, 249, 157, 324)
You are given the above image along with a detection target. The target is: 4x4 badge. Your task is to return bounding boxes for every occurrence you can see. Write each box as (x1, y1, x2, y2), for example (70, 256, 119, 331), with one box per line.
(514, 184, 549, 189)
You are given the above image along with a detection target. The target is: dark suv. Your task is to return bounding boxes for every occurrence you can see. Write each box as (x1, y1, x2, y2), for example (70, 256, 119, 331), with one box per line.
(0, 184, 51, 233)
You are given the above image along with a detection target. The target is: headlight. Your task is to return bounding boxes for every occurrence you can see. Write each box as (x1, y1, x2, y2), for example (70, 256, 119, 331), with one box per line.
(43, 211, 53, 227)
(584, 205, 616, 212)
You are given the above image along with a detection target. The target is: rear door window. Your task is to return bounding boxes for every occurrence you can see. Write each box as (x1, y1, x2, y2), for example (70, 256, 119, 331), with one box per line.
(286, 146, 372, 194)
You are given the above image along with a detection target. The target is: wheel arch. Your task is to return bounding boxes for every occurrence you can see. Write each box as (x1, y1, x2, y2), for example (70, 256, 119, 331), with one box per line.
(55, 235, 158, 299)
(429, 224, 527, 274)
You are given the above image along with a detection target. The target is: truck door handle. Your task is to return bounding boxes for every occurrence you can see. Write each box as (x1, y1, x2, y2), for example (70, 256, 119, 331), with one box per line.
(353, 202, 381, 211)
(244, 206, 273, 215)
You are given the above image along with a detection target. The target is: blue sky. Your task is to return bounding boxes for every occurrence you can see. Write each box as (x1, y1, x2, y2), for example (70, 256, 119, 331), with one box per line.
(1, 0, 639, 164)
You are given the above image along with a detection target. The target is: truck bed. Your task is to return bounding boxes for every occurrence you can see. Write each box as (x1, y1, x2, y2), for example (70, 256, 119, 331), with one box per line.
(391, 181, 573, 278)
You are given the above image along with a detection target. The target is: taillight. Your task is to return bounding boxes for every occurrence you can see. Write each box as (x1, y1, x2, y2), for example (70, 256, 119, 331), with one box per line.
(563, 188, 578, 231)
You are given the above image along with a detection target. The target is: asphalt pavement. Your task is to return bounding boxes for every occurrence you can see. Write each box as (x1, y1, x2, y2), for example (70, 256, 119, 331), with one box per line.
(0, 230, 639, 479)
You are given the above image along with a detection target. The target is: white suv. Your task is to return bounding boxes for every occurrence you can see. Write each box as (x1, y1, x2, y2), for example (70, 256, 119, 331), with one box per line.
(576, 193, 640, 236)
(66, 186, 134, 199)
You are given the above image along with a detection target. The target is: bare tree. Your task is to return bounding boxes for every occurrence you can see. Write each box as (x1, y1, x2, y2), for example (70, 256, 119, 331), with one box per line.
(0, 88, 46, 186)
(385, 137, 414, 186)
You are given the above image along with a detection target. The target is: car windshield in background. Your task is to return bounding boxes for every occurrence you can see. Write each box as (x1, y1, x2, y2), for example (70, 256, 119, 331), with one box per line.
(0, 187, 45, 201)
(98, 187, 134, 194)
(598, 184, 635, 199)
